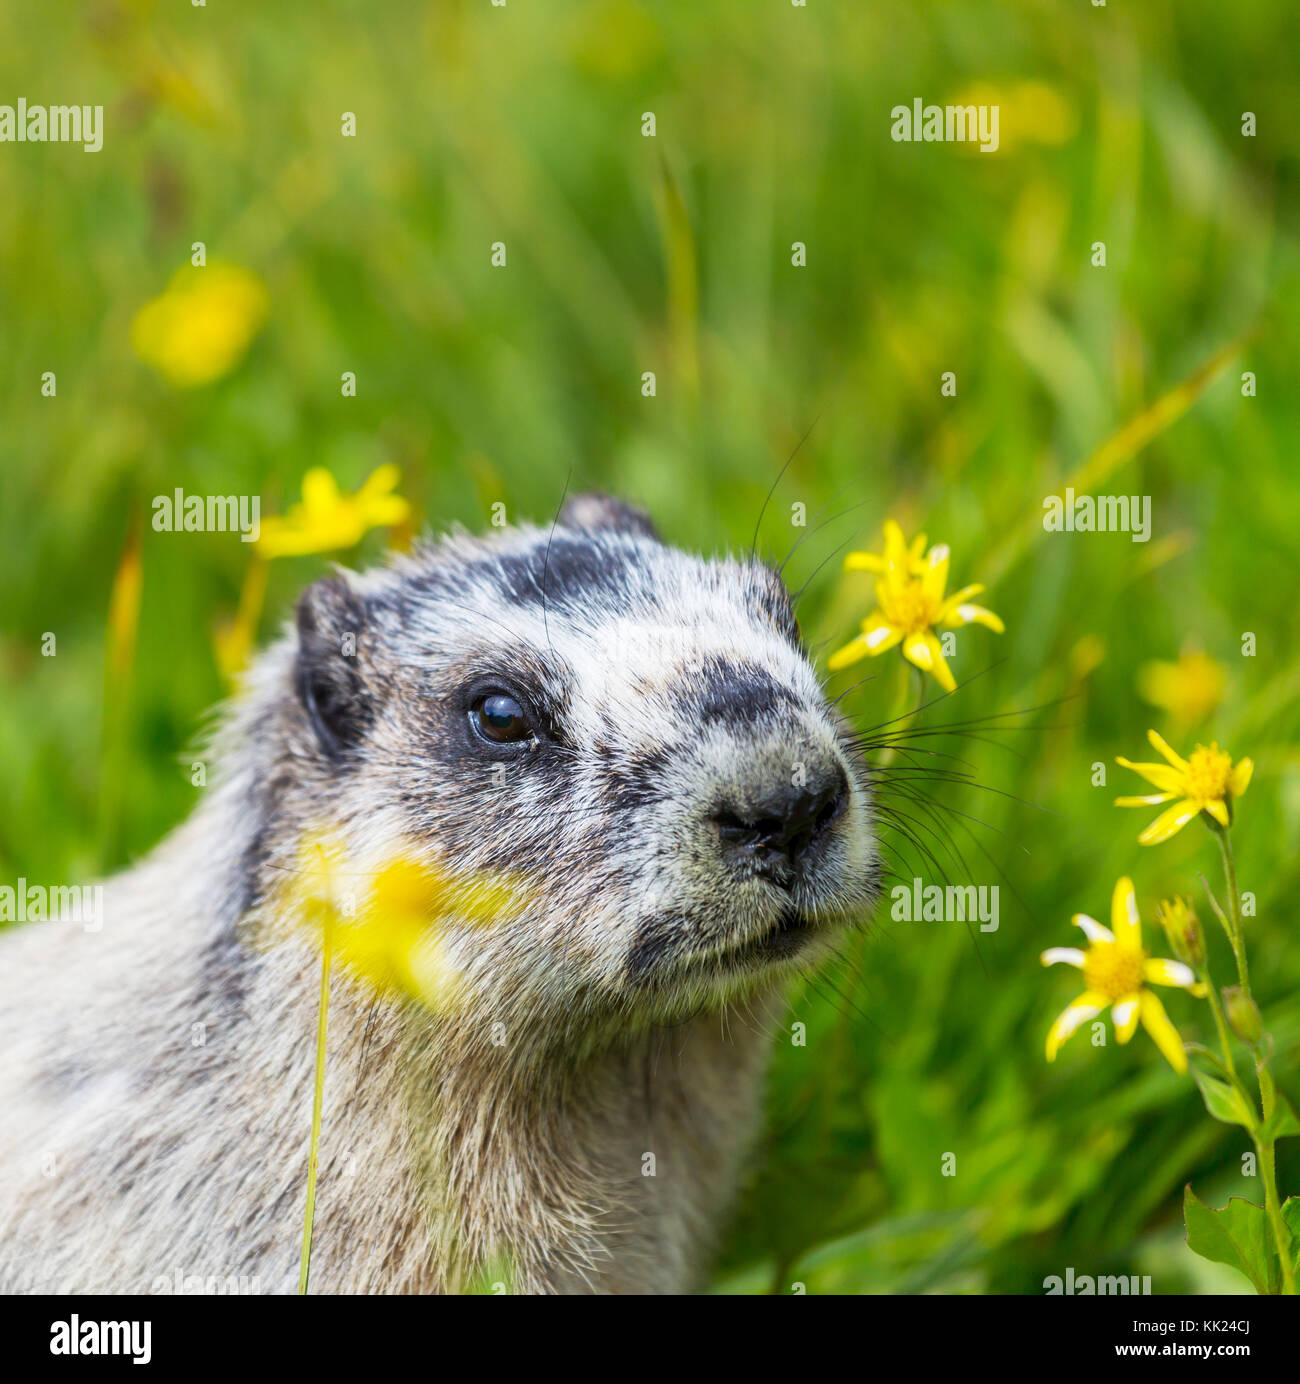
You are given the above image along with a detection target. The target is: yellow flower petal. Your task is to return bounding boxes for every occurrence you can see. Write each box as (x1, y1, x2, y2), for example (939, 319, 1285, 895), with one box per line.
(1046, 991, 1107, 1061)
(365, 494, 413, 527)
(1041, 947, 1086, 968)
(1072, 913, 1114, 944)
(901, 630, 934, 670)
(357, 462, 402, 501)
(1111, 876, 1141, 948)
(921, 544, 951, 602)
(940, 583, 985, 611)
(827, 637, 870, 671)
(1112, 994, 1141, 1043)
(1203, 798, 1230, 828)
(828, 616, 904, 670)
(1114, 794, 1175, 807)
(1139, 989, 1187, 1073)
(1146, 728, 1189, 772)
(1137, 799, 1200, 846)
(1115, 758, 1185, 793)
(1143, 957, 1198, 990)
(882, 520, 908, 566)
(903, 630, 955, 693)
(1229, 757, 1254, 797)
(844, 550, 887, 573)
(860, 613, 905, 653)
(945, 602, 1004, 633)
(301, 467, 342, 514)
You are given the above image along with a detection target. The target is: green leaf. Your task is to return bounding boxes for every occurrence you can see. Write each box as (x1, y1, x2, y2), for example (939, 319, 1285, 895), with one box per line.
(1260, 1093, 1300, 1143)
(1184, 1186, 1279, 1294)
(1283, 1199, 1300, 1273)
(1186, 1044, 1231, 1081)
(1191, 1068, 1256, 1128)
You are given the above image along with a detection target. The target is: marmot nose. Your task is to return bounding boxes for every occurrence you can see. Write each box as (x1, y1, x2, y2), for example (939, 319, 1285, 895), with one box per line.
(712, 767, 848, 878)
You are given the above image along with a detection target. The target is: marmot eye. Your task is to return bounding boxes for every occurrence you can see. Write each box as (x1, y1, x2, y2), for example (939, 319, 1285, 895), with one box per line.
(470, 693, 533, 745)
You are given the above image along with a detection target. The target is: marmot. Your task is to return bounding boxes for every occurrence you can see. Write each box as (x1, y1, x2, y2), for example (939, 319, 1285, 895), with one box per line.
(0, 493, 877, 1294)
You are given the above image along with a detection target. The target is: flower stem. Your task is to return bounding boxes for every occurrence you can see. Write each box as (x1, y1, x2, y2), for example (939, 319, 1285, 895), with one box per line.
(298, 936, 333, 1295)
(1259, 1139, 1296, 1296)
(1215, 829, 1250, 995)
(1200, 962, 1242, 1090)
(875, 662, 926, 768)
(1215, 827, 1295, 1295)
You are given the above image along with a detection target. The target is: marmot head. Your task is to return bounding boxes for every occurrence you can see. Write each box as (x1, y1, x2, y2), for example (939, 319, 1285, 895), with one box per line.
(258, 492, 877, 1028)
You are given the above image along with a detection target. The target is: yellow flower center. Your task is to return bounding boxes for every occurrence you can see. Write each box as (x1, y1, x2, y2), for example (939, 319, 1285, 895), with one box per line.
(1081, 942, 1147, 1003)
(879, 577, 941, 635)
(1183, 744, 1232, 803)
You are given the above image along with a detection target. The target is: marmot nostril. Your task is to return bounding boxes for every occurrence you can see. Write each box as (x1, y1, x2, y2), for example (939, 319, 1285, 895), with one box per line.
(714, 767, 849, 872)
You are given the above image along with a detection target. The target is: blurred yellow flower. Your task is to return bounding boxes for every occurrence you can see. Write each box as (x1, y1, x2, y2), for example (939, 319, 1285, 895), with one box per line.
(1137, 648, 1226, 730)
(131, 263, 268, 388)
(287, 838, 528, 1011)
(257, 465, 412, 559)
(1041, 876, 1204, 1072)
(829, 520, 1003, 693)
(952, 80, 1077, 153)
(1009, 80, 1076, 145)
(1116, 729, 1253, 845)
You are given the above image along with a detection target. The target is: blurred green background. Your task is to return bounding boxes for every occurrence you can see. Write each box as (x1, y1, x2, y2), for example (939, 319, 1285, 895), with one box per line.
(2, 0, 1298, 1293)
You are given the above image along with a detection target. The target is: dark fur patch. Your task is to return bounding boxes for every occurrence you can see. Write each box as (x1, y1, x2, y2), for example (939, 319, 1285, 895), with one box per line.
(626, 913, 683, 982)
(491, 537, 641, 615)
(672, 656, 798, 731)
(295, 577, 374, 758)
(753, 566, 802, 648)
(604, 748, 671, 812)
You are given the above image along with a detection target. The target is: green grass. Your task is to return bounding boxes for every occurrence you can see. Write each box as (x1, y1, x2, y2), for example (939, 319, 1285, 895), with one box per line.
(2, 0, 1298, 1292)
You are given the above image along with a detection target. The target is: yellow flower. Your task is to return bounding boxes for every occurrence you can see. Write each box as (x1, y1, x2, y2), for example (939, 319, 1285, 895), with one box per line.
(1137, 648, 1226, 730)
(131, 263, 269, 388)
(257, 465, 412, 559)
(841, 519, 930, 579)
(1116, 729, 1253, 845)
(1041, 877, 1205, 1072)
(286, 838, 528, 1011)
(829, 520, 1004, 692)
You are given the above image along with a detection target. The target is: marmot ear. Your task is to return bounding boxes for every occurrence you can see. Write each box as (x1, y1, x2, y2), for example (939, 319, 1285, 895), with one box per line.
(294, 575, 372, 758)
(559, 492, 658, 540)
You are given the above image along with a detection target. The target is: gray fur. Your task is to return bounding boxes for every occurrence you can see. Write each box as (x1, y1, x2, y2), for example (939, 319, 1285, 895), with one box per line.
(0, 495, 877, 1294)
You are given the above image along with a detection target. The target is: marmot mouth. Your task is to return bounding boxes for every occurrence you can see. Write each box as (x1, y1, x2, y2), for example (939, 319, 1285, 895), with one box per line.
(711, 906, 815, 969)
